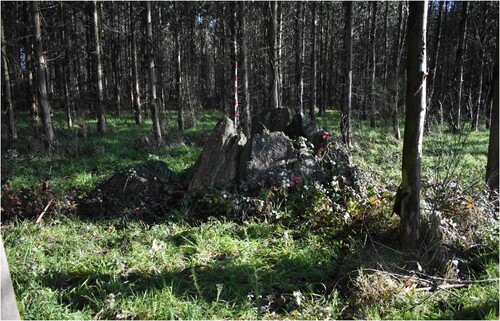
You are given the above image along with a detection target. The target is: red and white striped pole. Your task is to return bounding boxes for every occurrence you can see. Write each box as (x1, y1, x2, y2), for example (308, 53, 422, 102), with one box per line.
(234, 62, 239, 129)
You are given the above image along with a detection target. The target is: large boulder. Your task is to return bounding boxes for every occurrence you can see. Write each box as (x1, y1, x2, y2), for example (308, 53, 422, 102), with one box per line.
(251, 107, 291, 136)
(243, 131, 297, 189)
(188, 116, 247, 192)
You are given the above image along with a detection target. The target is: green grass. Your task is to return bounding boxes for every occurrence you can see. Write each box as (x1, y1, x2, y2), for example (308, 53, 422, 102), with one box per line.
(2, 108, 497, 319)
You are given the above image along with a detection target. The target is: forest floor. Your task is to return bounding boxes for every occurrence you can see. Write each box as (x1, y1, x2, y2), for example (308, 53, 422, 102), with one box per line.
(1, 109, 498, 320)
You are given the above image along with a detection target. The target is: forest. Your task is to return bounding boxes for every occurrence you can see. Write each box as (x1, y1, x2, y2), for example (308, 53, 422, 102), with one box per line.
(1, 0, 499, 319)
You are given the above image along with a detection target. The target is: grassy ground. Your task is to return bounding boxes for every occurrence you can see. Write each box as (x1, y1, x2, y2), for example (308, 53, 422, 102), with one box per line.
(1, 109, 498, 320)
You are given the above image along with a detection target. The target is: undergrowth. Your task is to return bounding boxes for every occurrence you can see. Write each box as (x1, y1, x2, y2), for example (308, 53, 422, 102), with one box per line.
(1, 109, 498, 320)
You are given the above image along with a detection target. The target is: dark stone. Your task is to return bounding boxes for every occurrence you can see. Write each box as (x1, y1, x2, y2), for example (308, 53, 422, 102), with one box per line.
(243, 130, 297, 189)
(79, 160, 181, 218)
(188, 116, 247, 192)
(251, 107, 291, 136)
(285, 113, 319, 143)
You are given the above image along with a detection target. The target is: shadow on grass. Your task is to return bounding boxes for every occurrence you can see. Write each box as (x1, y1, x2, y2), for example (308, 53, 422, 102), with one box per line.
(38, 254, 340, 318)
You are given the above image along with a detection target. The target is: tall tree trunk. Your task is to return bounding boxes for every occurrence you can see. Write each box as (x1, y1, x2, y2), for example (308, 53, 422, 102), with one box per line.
(294, 2, 304, 115)
(394, 0, 428, 250)
(175, 2, 184, 131)
(310, 1, 318, 121)
(146, 1, 162, 144)
(392, 2, 405, 140)
(486, 39, 498, 191)
(341, 1, 353, 147)
(130, 3, 142, 124)
(267, 1, 279, 109)
(239, 1, 251, 137)
(92, 0, 106, 134)
(369, 1, 378, 128)
(32, 1, 54, 152)
(428, 1, 443, 120)
(1, 19, 16, 141)
(452, 2, 468, 133)
(60, 3, 73, 129)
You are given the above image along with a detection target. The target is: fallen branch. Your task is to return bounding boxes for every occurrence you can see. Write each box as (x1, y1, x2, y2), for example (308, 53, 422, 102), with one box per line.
(414, 283, 468, 292)
(36, 197, 54, 224)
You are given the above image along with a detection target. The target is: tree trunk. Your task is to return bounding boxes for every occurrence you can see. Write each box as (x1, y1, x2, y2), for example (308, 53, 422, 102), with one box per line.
(294, 2, 304, 115)
(369, 1, 378, 128)
(310, 1, 318, 121)
(130, 3, 142, 125)
(239, 1, 251, 137)
(175, 3, 184, 131)
(146, 2, 162, 144)
(267, 1, 279, 109)
(428, 1, 443, 120)
(92, 0, 106, 134)
(341, 1, 352, 147)
(1, 19, 17, 141)
(392, 2, 405, 140)
(486, 40, 498, 191)
(60, 2, 73, 129)
(32, 1, 54, 152)
(452, 2, 468, 133)
(394, 0, 428, 250)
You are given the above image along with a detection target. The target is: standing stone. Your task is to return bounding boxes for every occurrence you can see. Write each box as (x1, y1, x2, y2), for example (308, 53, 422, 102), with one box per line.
(188, 116, 247, 192)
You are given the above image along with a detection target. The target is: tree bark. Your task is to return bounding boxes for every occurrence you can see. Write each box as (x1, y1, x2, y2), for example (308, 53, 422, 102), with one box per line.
(1, 19, 17, 141)
(486, 39, 498, 191)
(452, 2, 468, 133)
(32, 1, 54, 152)
(60, 2, 73, 129)
(394, 0, 428, 250)
(341, 2, 352, 147)
(428, 1, 443, 120)
(130, 3, 142, 125)
(239, 1, 251, 137)
(267, 1, 279, 109)
(146, 1, 162, 144)
(369, 1, 378, 128)
(92, 0, 107, 134)
(175, 2, 184, 131)
(294, 2, 304, 116)
(310, 1, 318, 121)
(392, 2, 405, 140)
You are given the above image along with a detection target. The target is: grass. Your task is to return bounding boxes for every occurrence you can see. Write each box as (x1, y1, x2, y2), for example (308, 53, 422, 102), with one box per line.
(1, 108, 498, 319)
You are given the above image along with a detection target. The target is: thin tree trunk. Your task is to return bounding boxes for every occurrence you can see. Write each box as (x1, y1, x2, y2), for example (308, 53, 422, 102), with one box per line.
(92, 0, 106, 134)
(175, 3, 184, 131)
(486, 40, 498, 191)
(146, 2, 162, 144)
(395, 0, 428, 250)
(393, 2, 405, 140)
(60, 3, 73, 129)
(294, 2, 304, 115)
(267, 1, 279, 109)
(369, 1, 378, 128)
(1, 19, 17, 140)
(32, 1, 54, 152)
(341, 1, 353, 147)
(239, 1, 251, 137)
(310, 1, 318, 121)
(130, 3, 142, 124)
(452, 2, 468, 133)
(428, 1, 443, 120)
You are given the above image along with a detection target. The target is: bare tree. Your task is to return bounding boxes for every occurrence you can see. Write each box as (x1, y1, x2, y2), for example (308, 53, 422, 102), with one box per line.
(452, 2, 468, 133)
(146, 1, 162, 144)
(341, 1, 352, 147)
(310, 1, 318, 121)
(369, 1, 378, 128)
(267, 1, 279, 109)
(394, 0, 428, 250)
(1, 18, 16, 140)
(32, 1, 54, 151)
(239, 1, 251, 137)
(92, 0, 107, 134)
(130, 2, 142, 124)
(486, 39, 498, 191)
(294, 2, 304, 116)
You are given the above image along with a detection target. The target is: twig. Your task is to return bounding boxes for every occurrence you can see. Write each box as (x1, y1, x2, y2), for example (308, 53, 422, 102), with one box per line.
(36, 197, 54, 224)
(414, 283, 468, 292)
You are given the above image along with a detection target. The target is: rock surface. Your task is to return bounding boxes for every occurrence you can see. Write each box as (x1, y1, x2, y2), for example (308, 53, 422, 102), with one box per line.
(188, 116, 247, 192)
